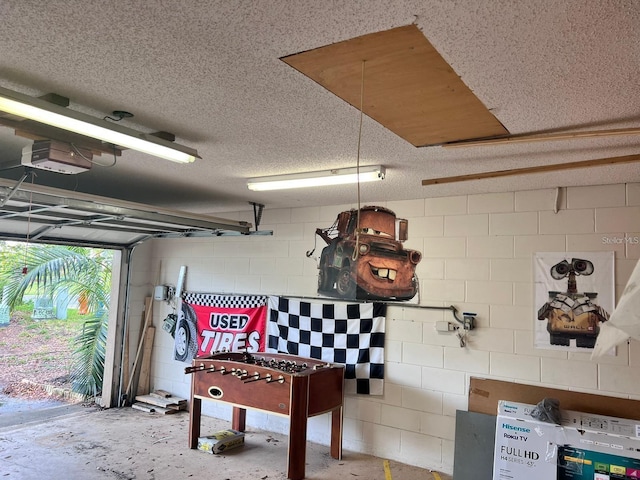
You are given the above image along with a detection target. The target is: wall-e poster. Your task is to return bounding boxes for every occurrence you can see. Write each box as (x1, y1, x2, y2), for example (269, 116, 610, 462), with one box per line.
(534, 252, 614, 352)
(313, 206, 422, 302)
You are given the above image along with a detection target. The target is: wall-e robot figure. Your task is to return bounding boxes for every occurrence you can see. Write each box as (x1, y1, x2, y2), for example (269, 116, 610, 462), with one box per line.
(537, 258, 609, 348)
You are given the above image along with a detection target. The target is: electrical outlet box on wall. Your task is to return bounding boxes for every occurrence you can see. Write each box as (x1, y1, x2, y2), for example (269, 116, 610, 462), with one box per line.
(154, 285, 169, 301)
(436, 321, 455, 332)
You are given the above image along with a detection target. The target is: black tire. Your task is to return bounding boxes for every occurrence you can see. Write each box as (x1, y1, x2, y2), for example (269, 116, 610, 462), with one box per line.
(174, 319, 191, 362)
(335, 266, 356, 299)
(174, 304, 198, 362)
(318, 267, 334, 292)
(318, 269, 326, 291)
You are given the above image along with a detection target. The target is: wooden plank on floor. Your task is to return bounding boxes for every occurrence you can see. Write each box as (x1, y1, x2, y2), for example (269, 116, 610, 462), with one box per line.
(131, 401, 179, 415)
(135, 394, 187, 410)
(132, 402, 156, 413)
(150, 389, 172, 399)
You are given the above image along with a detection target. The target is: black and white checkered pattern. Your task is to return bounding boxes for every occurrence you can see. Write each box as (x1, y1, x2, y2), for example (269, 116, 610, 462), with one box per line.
(182, 292, 268, 309)
(266, 296, 386, 395)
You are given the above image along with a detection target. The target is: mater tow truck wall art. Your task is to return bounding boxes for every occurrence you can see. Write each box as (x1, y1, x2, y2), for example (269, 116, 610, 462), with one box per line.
(314, 206, 422, 301)
(534, 251, 614, 352)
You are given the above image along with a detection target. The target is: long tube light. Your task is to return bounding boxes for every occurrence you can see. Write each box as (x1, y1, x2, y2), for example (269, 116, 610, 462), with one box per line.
(247, 165, 385, 191)
(0, 86, 198, 163)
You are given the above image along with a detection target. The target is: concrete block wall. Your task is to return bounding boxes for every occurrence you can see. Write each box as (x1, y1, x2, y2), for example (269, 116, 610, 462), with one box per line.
(137, 183, 640, 475)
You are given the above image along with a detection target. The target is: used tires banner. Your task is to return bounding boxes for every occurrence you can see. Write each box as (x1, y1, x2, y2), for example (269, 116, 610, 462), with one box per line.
(174, 293, 268, 362)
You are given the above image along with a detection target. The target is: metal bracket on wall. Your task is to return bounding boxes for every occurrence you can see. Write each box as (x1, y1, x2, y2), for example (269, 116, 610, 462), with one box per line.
(250, 202, 264, 231)
(177, 202, 271, 237)
(214, 201, 272, 236)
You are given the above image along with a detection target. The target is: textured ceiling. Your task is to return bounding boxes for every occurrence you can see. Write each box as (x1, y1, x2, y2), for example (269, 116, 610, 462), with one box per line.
(0, 1, 638, 216)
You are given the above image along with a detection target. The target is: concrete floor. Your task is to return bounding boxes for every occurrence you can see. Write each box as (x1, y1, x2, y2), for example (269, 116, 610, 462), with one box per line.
(0, 406, 453, 480)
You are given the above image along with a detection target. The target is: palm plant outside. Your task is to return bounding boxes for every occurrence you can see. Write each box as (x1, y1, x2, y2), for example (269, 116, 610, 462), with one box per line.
(0, 243, 113, 397)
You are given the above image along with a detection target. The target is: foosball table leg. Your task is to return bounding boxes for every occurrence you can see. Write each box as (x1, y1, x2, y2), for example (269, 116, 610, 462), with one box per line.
(287, 375, 310, 480)
(232, 406, 247, 432)
(189, 396, 202, 449)
(330, 406, 343, 460)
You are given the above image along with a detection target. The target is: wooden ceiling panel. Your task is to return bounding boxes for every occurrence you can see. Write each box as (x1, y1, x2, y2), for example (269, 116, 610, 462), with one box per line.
(282, 24, 508, 147)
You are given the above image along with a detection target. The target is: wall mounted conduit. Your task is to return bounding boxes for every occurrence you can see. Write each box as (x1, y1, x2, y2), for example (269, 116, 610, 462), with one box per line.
(169, 289, 464, 325)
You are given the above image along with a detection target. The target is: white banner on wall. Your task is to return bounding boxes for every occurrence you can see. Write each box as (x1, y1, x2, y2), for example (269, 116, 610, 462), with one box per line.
(534, 251, 614, 352)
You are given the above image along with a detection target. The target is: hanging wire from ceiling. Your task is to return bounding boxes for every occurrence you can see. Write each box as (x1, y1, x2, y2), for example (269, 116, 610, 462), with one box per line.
(352, 60, 366, 262)
(22, 170, 35, 275)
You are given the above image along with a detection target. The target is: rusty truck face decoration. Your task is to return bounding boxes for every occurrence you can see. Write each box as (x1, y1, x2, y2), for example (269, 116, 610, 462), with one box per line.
(537, 258, 609, 348)
(315, 206, 421, 301)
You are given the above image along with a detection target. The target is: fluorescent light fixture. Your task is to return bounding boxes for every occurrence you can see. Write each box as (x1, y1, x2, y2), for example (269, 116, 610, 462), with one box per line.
(247, 165, 385, 191)
(0, 86, 199, 163)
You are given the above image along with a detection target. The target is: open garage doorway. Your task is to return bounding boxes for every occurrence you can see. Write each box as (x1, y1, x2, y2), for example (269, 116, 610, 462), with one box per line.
(0, 177, 251, 415)
(0, 241, 120, 415)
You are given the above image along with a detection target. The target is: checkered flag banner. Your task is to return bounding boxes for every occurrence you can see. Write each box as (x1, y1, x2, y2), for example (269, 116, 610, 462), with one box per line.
(267, 296, 386, 395)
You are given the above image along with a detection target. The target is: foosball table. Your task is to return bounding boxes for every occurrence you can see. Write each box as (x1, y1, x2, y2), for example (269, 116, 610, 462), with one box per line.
(185, 351, 345, 480)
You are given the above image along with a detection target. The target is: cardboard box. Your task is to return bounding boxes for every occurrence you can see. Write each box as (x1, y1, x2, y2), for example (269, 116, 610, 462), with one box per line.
(493, 401, 640, 480)
(197, 429, 245, 454)
(493, 401, 562, 479)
